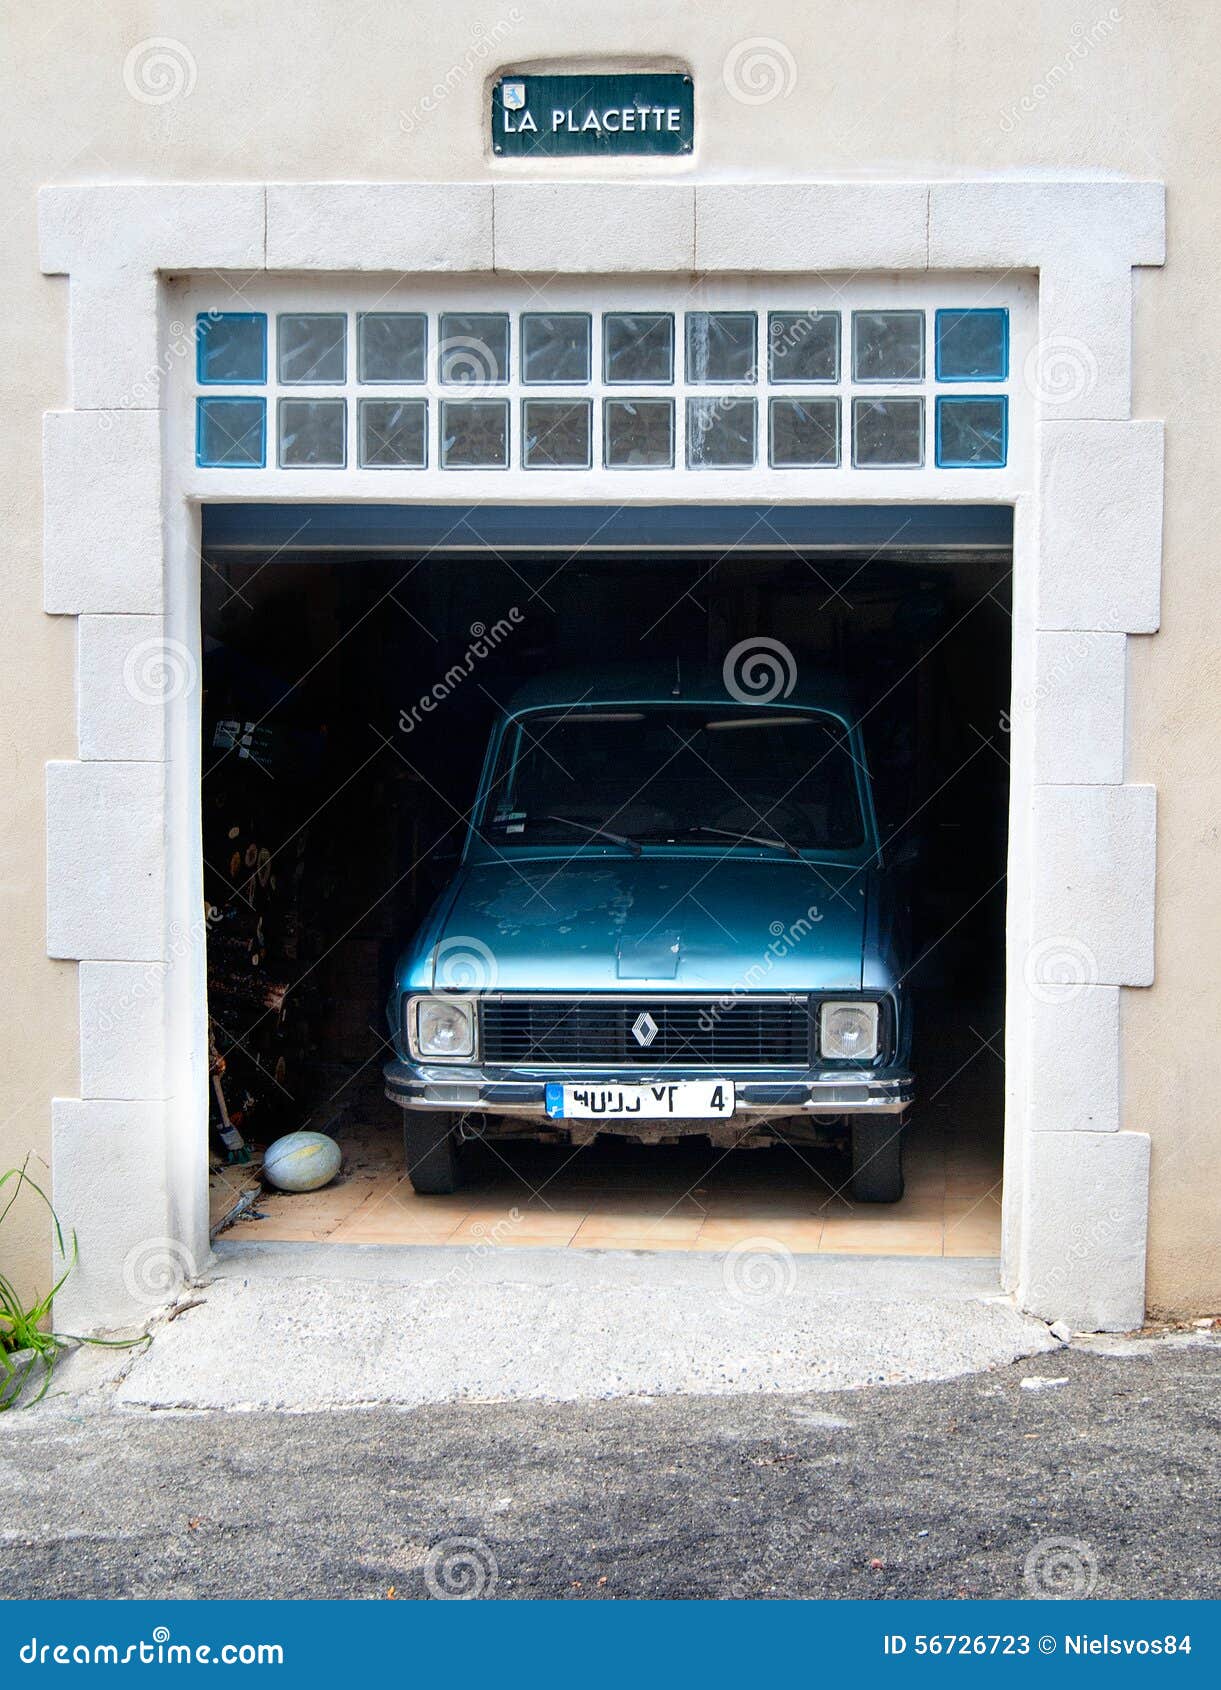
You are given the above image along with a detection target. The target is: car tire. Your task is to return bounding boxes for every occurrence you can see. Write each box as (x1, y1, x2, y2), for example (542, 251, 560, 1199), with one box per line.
(402, 1110, 465, 1195)
(849, 1116, 905, 1203)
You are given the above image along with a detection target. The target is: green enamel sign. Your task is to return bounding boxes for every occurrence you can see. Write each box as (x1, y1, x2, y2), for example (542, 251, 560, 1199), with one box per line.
(492, 73, 693, 158)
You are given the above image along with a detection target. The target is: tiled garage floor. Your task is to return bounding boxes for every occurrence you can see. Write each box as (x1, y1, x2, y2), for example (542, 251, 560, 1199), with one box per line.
(213, 1112, 1002, 1258)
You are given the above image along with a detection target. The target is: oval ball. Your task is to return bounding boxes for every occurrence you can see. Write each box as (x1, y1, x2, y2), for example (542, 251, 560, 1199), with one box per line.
(262, 1131, 342, 1193)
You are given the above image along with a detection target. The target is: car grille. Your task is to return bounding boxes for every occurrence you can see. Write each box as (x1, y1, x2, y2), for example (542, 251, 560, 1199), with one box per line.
(480, 997, 812, 1067)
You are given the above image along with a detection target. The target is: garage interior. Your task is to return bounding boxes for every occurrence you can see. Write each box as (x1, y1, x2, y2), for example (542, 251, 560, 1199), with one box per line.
(200, 505, 1011, 1258)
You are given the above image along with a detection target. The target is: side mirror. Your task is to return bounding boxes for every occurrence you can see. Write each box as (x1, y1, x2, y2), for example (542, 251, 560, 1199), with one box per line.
(888, 835, 920, 869)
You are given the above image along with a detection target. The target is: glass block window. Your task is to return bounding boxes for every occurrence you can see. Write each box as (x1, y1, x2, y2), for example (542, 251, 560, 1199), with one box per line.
(196, 313, 266, 384)
(278, 398, 346, 468)
(438, 313, 509, 385)
(359, 398, 427, 469)
(277, 314, 347, 384)
(192, 292, 1017, 476)
(441, 399, 508, 468)
(852, 311, 924, 383)
(686, 397, 756, 468)
(196, 397, 265, 468)
(603, 314, 674, 384)
(769, 398, 840, 468)
(603, 398, 674, 468)
(685, 313, 757, 384)
(521, 315, 591, 384)
(767, 311, 839, 383)
(935, 309, 1008, 381)
(852, 397, 924, 468)
(936, 396, 1008, 467)
(358, 313, 427, 384)
(522, 400, 592, 469)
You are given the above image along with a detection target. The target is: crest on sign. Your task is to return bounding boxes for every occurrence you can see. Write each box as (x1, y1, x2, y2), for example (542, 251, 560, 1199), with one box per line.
(502, 80, 526, 111)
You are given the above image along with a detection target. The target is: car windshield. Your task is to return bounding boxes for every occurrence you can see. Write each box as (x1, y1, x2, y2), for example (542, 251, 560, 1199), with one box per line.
(481, 704, 866, 852)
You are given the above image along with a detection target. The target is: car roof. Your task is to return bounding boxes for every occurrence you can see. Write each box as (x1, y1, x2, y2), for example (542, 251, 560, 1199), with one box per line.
(502, 663, 859, 723)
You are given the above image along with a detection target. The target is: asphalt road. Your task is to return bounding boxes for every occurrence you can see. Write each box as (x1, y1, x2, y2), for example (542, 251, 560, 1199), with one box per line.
(0, 1343, 1217, 1601)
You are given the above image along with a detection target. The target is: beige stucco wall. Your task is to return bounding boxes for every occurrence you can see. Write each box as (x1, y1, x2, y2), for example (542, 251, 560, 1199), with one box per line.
(1, 0, 1216, 1314)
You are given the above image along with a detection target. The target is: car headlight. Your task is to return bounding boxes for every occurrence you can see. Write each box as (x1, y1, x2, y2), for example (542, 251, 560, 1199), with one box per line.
(409, 995, 476, 1060)
(819, 1000, 880, 1062)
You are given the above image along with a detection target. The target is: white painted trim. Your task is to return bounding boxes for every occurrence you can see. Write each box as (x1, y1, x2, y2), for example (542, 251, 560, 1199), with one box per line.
(39, 179, 1165, 1333)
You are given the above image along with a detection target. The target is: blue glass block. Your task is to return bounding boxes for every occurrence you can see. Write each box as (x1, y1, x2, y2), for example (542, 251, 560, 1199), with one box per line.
(935, 308, 1009, 381)
(936, 396, 1008, 467)
(196, 397, 266, 467)
(196, 313, 266, 384)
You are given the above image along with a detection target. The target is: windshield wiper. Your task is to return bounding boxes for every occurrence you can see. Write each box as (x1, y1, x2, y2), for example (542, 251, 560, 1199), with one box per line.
(544, 815, 642, 856)
(687, 825, 802, 860)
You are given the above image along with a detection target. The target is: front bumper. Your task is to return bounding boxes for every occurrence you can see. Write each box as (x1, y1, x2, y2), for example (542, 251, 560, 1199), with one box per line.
(383, 1059, 914, 1118)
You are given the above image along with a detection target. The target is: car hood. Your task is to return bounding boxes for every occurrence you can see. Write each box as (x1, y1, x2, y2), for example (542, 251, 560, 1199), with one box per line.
(413, 855, 869, 993)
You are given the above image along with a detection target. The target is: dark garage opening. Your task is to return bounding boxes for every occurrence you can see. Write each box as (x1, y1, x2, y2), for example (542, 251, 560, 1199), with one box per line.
(200, 505, 1011, 1255)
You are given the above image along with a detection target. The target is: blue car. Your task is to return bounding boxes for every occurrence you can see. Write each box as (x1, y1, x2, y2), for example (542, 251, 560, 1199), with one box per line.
(385, 667, 914, 1201)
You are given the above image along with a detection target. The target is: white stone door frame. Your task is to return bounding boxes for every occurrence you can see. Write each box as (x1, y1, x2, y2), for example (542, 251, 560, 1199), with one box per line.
(40, 179, 1164, 1332)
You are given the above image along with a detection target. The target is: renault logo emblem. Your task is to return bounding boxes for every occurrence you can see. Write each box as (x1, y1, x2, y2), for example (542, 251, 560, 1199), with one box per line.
(631, 1011, 659, 1048)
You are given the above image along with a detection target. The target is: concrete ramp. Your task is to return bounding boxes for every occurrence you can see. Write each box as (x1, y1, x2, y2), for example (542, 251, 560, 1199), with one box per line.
(111, 1242, 1057, 1412)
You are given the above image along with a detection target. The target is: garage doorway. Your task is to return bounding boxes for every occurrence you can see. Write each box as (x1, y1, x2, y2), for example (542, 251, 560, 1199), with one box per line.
(200, 504, 1011, 1258)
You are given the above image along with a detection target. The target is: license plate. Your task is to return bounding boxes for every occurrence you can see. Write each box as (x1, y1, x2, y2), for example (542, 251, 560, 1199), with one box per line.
(545, 1080, 735, 1119)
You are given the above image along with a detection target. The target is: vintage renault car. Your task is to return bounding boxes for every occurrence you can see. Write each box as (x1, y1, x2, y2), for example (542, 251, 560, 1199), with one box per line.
(385, 667, 914, 1201)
